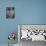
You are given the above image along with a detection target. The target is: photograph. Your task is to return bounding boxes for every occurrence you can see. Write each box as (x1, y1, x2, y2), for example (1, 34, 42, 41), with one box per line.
(18, 25, 46, 46)
(6, 7, 15, 19)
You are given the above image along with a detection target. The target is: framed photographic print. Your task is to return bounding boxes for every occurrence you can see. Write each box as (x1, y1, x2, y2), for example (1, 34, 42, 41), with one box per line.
(18, 24, 46, 41)
(6, 7, 15, 19)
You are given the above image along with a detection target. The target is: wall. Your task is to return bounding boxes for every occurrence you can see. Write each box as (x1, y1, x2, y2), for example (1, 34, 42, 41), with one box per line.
(0, 0, 17, 44)
(16, 0, 46, 24)
(0, 0, 46, 44)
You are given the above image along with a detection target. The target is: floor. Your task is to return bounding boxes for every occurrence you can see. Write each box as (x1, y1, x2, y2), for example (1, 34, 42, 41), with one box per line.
(0, 44, 18, 46)
(0, 40, 46, 46)
(19, 40, 46, 46)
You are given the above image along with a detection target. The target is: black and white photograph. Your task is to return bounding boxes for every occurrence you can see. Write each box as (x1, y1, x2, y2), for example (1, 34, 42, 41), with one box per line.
(18, 25, 46, 46)
(6, 7, 15, 19)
